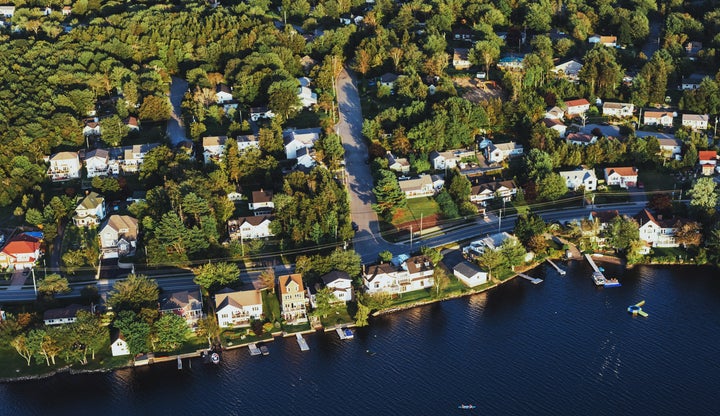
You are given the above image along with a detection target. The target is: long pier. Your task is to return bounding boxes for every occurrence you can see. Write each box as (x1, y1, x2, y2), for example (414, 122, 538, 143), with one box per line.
(584, 254, 606, 285)
(296, 333, 310, 351)
(517, 273, 543, 284)
(546, 258, 566, 276)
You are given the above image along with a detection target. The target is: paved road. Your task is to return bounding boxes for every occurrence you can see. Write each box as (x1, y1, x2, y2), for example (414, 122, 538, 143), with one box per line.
(167, 76, 189, 146)
(641, 15, 662, 59)
(336, 68, 405, 263)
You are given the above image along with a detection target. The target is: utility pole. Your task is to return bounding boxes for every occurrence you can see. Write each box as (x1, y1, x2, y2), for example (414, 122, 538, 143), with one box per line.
(241, 232, 244, 257)
(31, 268, 37, 297)
(498, 209, 502, 232)
(419, 213, 423, 237)
(409, 225, 413, 252)
(332, 55, 338, 124)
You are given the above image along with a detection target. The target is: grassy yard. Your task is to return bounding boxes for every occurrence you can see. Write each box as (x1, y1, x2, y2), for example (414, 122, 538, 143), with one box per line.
(220, 327, 274, 348)
(282, 321, 312, 334)
(638, 169, 678, 191)
(286, 109, 323, 129)
(392, 197, 440, 225)
(388, 288, 433, 307)
(592, 188, 630, 204)
(318, 308, 354, 328)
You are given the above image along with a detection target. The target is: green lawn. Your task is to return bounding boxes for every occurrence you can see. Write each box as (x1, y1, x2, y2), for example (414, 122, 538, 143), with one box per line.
(592, 188, 630, 204)
(286, 109, 323, 129)
(220, 327, 274, 348)
(392, 197, 440, 225)
(282, 321, 312, 334)
(318, 308, 354, 328)
(638, 169, 677, 191)
(388, 288, 432, 307)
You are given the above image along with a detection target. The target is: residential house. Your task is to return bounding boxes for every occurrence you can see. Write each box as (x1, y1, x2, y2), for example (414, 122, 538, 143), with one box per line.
(83, 119, 101, 136)
(378, 73, 399, 89)
(429, 149, 475, 170)
(250, 107, 275, 121)
(43, 304, 90, 326)
(99, 215, 138, 258)
(681, 114, 709, 131)
(544, 106, 565, 120)
(485, 141, 524, 164)
(399, 175, 435, 199)
(295, 146, 317, 169)
(320, 270, 354, 303)
(543, 118, 567, 137)
(453, 261, 488, 287)
(203, 136, 227, 164)
(643, 110, 674, 127)
(85, 148, 110, 177)
(604, 167, 638, 188)
(47, 151, 81, 181)
(452, 48, 471, 70)
(681, 73, 706, 90)
(300, 55, 317, 73)
(110, 331, 130, 356)
(226, 184, 244, 202)
(0, 234, 42, 270)
(497, 55, 525, 70)
(386, 152, 410, 173)
(227, 216, 274, 240)
(249, 189, 274, 213)
(584, 210, 620, 247)
(602, 102, 634, 118)
(552, 60, 583, 82)
(62, 6, 71, 15)
(469, 180, 518, 206)
(215, 84, 233, 103)
(363, 255, 434, 295)
(589, 210, 620, 231)
(430, 174, 445, 192)
(564, 98, 591, 116)
(283, 128, 321, 159)
(297, 80, 317, 107)
(559, 167, 597, 191)
(0, 5, 15, 17)
(73, 192, 106, 227)
(463, 232, 514, 258)
(125, 117, 140, 131)
(122, 143, 159, 173)
(215, 289, 263, 328)
(453, 27, 473, 41)
(657, 137, 683, 158)
(160, 290, 204, 328)
(635, 209, 689, 250)
(588, 35, 617, 47)
(699, 150, 717, 176)
(565, 133, 597, 146)
(236, 134, 259, 152)
(278, 274, 307, 323)
(685, 41, 703, 57)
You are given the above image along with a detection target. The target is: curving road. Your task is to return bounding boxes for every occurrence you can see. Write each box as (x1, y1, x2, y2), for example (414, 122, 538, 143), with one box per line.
(336, 68, 405, 263)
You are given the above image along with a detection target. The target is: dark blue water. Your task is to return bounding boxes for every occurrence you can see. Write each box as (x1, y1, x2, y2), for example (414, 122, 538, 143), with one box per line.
(2, 261, 719, 415)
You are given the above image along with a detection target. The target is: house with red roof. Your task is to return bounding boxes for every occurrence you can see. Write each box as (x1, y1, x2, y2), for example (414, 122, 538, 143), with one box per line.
(604, 167, 638, 189)
(699, 150, 717, 176)
(0, 235, 42, 270)
(564, 98, 591, 116)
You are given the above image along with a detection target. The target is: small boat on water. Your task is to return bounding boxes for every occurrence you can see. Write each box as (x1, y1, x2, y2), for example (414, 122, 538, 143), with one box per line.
(259, 345, 270, 356)
(592, 271, 606, 286)
(336, 327, 354, 340)
(365, 349, 376, 356)
(604, 278, 621, 287)
(458, 404, 476, 410)
(210, 352, 220, 364)
(248, 343, 261, 356)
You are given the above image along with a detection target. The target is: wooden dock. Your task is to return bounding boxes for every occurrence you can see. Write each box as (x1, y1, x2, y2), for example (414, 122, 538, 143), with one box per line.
(296, 333, 310, 351)
(336, 327, 354, 339)
(546, 258, 566, 276)
(248, 343, 261, 356)
(518, 273, 543, 284)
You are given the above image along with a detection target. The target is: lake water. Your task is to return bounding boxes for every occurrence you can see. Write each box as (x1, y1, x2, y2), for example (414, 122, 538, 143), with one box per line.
(2, 261, 719, 415)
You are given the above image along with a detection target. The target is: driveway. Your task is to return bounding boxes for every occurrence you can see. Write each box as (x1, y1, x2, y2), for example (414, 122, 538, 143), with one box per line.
(641, 16, 662, 59)
(336, 68, 406, 263)
(166, 76, 189, 146)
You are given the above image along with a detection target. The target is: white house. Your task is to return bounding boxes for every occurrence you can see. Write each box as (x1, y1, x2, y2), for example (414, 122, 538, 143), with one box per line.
(99, 215, 138, 258)
(497, 55, 525, 70)
(0, 234, 42, 270)
(485, 141, 524, 164)
(250, 106, 275, 121)
(463, 232, 514, 258)
(604, 167, 638, 188)
(85, 148, 110, 177)
(363, 255, 434, 295)
(297, 85, 317, 108)
(122, 143, 158, 173)
(681, 114, 709, 130)
(160, 290, 204, 329)
(249, 189, 274, 213)
(320, 270, 354, 303)
(564, 99, 591, 116)
(552, 60, 583, 82)
(635, 209, 686, 249)
(378, 73, 399, 89)
(453, 48, 471, 70)
(296, 146, 317, 169)
(203, 136, 227, 164)
(399, 175, 435, 199)
(657, 137, 682, 157)
(559, 167, 597, 191)
(83, 119, 101, 136)
(110, 332, 130, 357)
(602, 102, 634, 118)
(386, 152, 411, 173)
(643, 110, 674, 127)
(236, 134, 259, 152)
(0, 5, 15, 17)
(125, 116, 140, 131)
(453, 261, 488, 287)
(565, 133, 597, 146)
(227, 216, 274, 240)
(215, 289, 263, 328)
(283, 128, 321, 159)
(681, 73, 706, 90)
(73, 192, 106, 227)
(699, 150, 717, 175)
(429, 149, 475, 170)
(47, 151, 81, 181)
(279, 274, 308, 323)
(43, 304, 90, 326)
(215, 84, 234, 103)
(544, 106, 565, 120)
(469, 181, 518, 205)
(543, 118, 567, 137)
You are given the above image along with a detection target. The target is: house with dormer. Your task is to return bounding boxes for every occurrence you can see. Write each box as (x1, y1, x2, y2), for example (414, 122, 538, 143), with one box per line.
(160, 289, 204, 329)
(559, 167, 597, 191)
(227, 216, 274, 240)
(602, 102, 634, 118)
(643, 110, 674, 127)
(485, 141, 524, 164)
(122, 143, 158, 173)
(386, 152, 411, 173)
(604, 167, 638, 188)
(278, 274, 307, 323)
(0, 234, 42, 270)
(47, 152, 81, 181)
(363, 255, 434, 295)
(249, 189, 274, 214)
(398, 175, 435, 199)
(283, 128, 321, 159)
(635, 209, 691, 249)
(99, 215, 138, 258)
(85, 149, 110, 177)
(215, 289, 263, 328)
(203, 136, 227, 164)
(215, 84, 233, 103)
(429, 149, 476, 170)
(73, 192, 106, 227)
(469, 181, 518, 206)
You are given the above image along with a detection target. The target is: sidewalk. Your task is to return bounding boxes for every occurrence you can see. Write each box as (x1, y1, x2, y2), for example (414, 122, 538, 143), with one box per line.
(6, 270, 27, 291)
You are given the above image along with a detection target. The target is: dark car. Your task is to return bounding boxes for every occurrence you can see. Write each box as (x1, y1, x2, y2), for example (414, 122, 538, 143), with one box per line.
(351, 222, 359, 232)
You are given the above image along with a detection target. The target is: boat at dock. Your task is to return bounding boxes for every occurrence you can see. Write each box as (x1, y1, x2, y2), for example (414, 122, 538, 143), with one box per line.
(248, 343, 261, 356)
(458, 404, 477, 409)
(592, 272, 606, 286)
(336, 327, 354, 340)
(604, 278, 621, 287)
(259, 345, 270, 356)
(296, 333, 310, 351)
(210, 352, 220, 364)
